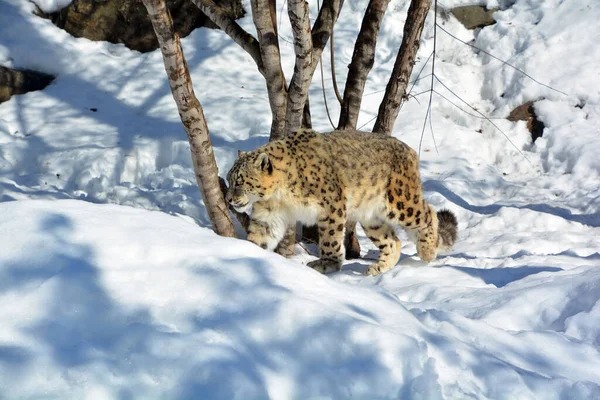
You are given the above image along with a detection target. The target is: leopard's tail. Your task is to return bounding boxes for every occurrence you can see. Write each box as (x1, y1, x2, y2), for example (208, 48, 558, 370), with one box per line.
(437, 209, 458, 250)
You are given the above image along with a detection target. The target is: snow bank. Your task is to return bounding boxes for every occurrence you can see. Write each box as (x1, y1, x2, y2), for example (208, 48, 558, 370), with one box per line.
(1, 200, 599, 399)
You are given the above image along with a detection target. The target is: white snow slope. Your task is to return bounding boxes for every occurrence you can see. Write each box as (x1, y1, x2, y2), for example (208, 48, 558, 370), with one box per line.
(1, 0, 599, 398)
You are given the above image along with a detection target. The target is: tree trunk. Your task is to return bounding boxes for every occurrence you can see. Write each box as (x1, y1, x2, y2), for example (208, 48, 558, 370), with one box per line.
(142, 0, 236, 237)
(338, 0, 390, 130)
(219, 176, 251, 230)
(336, 0, 391, 258)
(250, 0, 296, 253)
(284, 0, 343, 136)
(302, 96, 312, 128)
(284, 0, 344, 256)
(251, 0, 289, 141)
(311, 0, 344, 61)
(373, 0, 431, 135)
(285, 0, 313, 135)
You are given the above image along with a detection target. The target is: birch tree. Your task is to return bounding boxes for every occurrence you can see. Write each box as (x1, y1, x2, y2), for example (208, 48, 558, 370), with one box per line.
(142, 0, 236, 238)
(337, 0, 391, 130)
(373, 0, 431, 134)
(143, 0, 431, 257)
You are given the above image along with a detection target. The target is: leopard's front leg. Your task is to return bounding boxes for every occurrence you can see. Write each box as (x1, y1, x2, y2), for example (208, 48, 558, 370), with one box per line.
(247, 219, 276, 250)
(307, 207, 346, 274)
(245, 202, 288, 251)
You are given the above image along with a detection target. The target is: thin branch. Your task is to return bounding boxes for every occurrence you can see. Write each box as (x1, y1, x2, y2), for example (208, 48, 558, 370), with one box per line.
(436, 23, 568, 96)
(428, 105, 439, 154)
(358, 115, 377, 130)
(434, 75, 532, 164)
(357, 90, 430, 130)
(419, 91, 433, 155)
(364, 73, 432, 97)
(404, 50, 433, 106)
(330, 30, 343, 104)
(320, 57, 336, 129)
(316, 0, 337, 129)
(191, 0, 264, 74)
(419, 0, 436, 155)
(411, 72, 433, 85)
(432, 89, 505, 119)
(409, 88, 432, 99)
(297, 240, 316, 256)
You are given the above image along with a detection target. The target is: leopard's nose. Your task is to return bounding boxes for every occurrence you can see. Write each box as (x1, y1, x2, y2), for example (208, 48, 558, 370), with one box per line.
(225, 192, 233, 204)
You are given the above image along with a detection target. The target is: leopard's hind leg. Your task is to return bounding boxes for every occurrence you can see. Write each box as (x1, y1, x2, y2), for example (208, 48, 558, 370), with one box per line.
(413, 203, 439, 262)
(385, 179, 439, 262)
(362, 223, 401, 276)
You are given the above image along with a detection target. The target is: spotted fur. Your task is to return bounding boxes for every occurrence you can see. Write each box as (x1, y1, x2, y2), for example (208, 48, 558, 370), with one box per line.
(226, 129, 458, 275)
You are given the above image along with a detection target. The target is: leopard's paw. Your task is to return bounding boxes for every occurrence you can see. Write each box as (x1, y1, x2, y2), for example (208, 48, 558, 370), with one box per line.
(365, 261, 392, 276)
(307, 259, 342, 274)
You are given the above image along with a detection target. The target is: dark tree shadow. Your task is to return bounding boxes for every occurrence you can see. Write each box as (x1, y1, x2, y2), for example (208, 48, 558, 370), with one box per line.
(0, 209, 436, 399)
(1, 213, 158, 367)
(424, 180, 600, 227)
(169, 259, 406, 399)
(448, 265, 563, 288)
(0, 1, 272, 227)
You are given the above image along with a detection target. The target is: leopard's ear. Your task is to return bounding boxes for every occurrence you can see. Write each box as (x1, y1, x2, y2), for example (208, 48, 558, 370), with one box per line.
(255, 153, 273, 174)
(237, 150, 247, 158)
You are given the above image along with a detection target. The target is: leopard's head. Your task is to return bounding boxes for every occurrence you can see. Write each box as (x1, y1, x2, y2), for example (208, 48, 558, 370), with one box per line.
(226, 151, 278, 213)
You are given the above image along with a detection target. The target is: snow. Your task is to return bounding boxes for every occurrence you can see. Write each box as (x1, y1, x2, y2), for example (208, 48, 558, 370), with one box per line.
(30, 0, 71, 14)
(1, 0, 599, 398)
(3, 199, 599, 399)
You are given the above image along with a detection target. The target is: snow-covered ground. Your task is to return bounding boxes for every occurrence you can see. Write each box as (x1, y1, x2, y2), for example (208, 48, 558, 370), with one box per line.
(1, 0, 599, 398)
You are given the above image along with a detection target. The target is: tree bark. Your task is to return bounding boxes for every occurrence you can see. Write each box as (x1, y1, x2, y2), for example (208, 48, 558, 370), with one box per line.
(373, 0, 431, 135)
(302, 96, 312, 128)
(285, 0, 313, 135)
(251, 0, 289, 141)
(311, 0, 344, 64)
(268, 0, 279, 39)
(142, 0, 236, 237)
(284, 0, 342, 252)
(198, 0, 295, 251)
(338, 0, 390, 130)
(219, 177, 251, 230)
(283, 0, 343, 136)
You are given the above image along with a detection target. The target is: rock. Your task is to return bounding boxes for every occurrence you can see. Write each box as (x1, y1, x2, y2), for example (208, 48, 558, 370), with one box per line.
(37, 0, 245, 53)
(507, 101, 545, 142)
(451, 5, 498, 30)
(0, 66, 55, 104)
